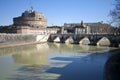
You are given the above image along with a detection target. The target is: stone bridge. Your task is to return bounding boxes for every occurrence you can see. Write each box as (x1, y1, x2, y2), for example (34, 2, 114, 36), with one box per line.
(48, 34, 120, 47)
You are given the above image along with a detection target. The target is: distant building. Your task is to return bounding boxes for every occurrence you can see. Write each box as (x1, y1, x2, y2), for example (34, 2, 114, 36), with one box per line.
(13, 9, 59, 34)
(62, 21, 117, 34)
(13, 9, 47, 28)
(62, 21, 90, 34)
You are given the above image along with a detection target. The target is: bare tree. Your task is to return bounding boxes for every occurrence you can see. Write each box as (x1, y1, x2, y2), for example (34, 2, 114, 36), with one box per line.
(110, 0, 120, 27)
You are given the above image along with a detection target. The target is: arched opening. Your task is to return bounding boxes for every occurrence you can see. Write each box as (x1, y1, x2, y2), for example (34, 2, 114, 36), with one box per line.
(65, 36, 74, 44)
(79, 37, 90, 45)
(97, 37, 111, 46)
(54, 36, 60, 43)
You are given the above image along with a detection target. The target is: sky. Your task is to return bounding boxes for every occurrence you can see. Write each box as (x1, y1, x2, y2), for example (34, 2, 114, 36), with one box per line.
(0, 0, 115, 26)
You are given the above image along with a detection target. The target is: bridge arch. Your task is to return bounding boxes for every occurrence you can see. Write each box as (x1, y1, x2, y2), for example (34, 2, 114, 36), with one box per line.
(79, 37, 90, 45)
(64, 36, 74, 44)
(53, 36, 61, 43)
(97, 37, 111, 46)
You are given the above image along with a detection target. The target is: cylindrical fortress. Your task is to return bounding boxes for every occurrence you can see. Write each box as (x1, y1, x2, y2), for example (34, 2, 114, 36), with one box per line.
(13, 10, 47, 28)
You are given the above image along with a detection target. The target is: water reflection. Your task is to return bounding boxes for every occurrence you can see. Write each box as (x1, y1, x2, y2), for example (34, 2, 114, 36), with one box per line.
(47, 54, 104, 80)
(49, 43, 110, 54)
(12, 43, 49, 65)
(0, 43, 119, 80)
(12, 52, 47, 65)
(0, 43, 113, 57)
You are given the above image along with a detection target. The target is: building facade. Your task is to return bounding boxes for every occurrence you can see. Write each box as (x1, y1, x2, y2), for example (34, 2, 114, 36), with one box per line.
(13, 9, 59, 34)
(62, 21, 117, 34)
(13, 9, 47, 28)
(62, 21, 90, 34)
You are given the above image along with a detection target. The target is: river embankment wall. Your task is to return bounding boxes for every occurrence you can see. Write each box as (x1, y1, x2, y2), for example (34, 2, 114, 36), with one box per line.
(0, 34, 49, 48)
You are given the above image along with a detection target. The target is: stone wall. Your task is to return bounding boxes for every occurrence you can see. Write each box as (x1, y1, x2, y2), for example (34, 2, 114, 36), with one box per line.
(16, 26, 59, 34)
(0, 34, 36, 43)
(0, 34, 49, 47)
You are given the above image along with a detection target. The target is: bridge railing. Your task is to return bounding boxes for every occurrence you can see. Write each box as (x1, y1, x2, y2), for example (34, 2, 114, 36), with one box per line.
(51, 33, 120, 36)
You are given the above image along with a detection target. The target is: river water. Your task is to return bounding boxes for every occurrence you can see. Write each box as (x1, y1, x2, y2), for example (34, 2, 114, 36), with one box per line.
(0, 43, 119, 80)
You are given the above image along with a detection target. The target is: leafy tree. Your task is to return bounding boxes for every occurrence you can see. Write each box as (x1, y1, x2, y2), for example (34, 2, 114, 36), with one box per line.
(110, 0, 120, 27)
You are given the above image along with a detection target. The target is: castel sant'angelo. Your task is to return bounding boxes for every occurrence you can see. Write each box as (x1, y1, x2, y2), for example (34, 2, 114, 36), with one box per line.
(13, 8, 58, 34)
(13, 9, 47, 28)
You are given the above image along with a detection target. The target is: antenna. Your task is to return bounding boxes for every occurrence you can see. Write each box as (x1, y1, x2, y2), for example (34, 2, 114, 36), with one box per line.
(28, 0, 34, 11)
